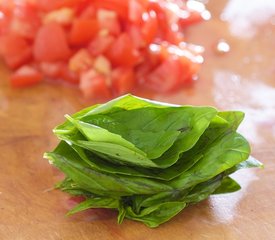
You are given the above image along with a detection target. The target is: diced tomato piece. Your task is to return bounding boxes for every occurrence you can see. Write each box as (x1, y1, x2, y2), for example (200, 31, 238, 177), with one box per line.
(111, 68, 135, 95)
(136, 0, 149, 8)
(147, 43, 168, 66)
(41, 61, 79, 84)
(33, 22, 71, 62)
(43, 7, 75, 26)
(93, 55, 111, 75)
(88, 34, 115, 56)
(10, 19, 38, 40)
(142, 57, 183, 92)
(106, 33, 140, 67)
(78, 4, 96, 19)
(39, 61, 64, 79)
(55, 0, 83, 9)
(165, 28, 184, 45)
(68, 49, 93, 73)
(148, 1, 183, 43)
(0, 0, 205, 96)
(179, 12, 206, 27)
(127, 25, 144, 49)
(0, 34, 32, 69)
(10, 65, 42, 88)
(60, 65, 79, 84)
(37, 0, 80, 11)
(80, 70, 111, 99)
(141, 10, 158, 45)
(69, 19, 99, 46)
(180, 0, 210, 26)
(9, 2, 41, 39)
(0, 9, 11, 35)
(128, 0, 144, 24)
(97, 9, 121, 36)
(147, 1, 167, 33)
(180, 11, 199, 26)
(135, 61, 154, 83)
(37, 0, 56, 11)
(92, 0, 128, 19)
(177, 54, 200, 85)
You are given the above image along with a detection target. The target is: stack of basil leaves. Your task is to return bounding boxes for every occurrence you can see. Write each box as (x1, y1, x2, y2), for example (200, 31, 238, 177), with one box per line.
(44, 94, 262, 227)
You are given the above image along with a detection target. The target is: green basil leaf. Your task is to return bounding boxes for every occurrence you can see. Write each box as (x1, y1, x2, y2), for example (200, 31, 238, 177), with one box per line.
(213, 176, 241, 194)
(44, 94, 262, 228)
(171, 132, 250, 189)
(67, 197, 119, 216)
(45, 142, 172, 197)
(124, 201, 186, 228)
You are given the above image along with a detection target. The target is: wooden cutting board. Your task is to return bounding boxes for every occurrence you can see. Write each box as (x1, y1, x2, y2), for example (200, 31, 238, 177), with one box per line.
(1, 1, 275, 239)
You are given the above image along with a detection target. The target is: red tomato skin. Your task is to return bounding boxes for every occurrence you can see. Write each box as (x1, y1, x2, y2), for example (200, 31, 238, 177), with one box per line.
(69, 19, 99, 46)
(106, 33, 140, 67)
(10, 65, 42, 88)
(0, 34, 32, 69)
(111, 68, 135, 95)
(33, 22, 71, 62)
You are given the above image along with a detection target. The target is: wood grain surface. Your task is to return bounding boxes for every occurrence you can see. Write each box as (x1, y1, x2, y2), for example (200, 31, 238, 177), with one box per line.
(1, 1, 275, 239)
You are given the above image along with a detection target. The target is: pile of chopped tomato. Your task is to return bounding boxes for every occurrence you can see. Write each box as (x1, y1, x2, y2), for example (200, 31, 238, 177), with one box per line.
(0, 0, 209, 99)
